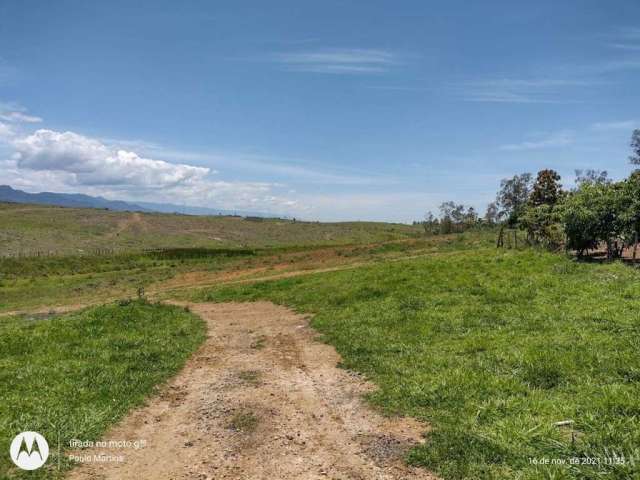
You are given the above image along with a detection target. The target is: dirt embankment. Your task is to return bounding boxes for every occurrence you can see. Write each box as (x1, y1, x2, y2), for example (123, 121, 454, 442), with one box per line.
(67, 302, 436, 480)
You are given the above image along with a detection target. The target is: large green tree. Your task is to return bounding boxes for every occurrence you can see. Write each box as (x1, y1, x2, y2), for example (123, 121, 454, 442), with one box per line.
(619, 171, 640, 249)
(496, 173, 532, 226)
(561, 180, 630, 258)
(529, 169, 563, 207)
(519, 203, 563, 248)
(574, 169, 610, 186)
(630, 129, 640, 165)
(519, 170, 563, 246)
(484, 202, 499, 224)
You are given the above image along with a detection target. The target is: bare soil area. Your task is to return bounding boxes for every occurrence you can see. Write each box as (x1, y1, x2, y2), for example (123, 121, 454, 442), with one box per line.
(67, 302, 435, 480)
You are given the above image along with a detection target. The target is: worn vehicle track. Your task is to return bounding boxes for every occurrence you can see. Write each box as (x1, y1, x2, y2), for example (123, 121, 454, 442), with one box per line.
(68, 302, 436, 480)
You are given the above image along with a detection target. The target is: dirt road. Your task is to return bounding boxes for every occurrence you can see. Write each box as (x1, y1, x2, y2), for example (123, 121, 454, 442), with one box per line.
(68, 302, 435, 480)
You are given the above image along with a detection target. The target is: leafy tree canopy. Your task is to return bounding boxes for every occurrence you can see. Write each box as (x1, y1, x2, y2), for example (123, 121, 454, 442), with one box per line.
(496, 173, 533, 226)
(631, 129, 640, 165)
(574, 169, 610, 186)
(529, 169, 563, 207)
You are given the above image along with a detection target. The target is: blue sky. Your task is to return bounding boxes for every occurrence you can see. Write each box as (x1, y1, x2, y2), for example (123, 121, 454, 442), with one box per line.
(0, 0, 639, 221)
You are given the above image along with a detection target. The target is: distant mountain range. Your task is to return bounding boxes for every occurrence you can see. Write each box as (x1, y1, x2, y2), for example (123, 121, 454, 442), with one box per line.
(0, 185, 278, 218)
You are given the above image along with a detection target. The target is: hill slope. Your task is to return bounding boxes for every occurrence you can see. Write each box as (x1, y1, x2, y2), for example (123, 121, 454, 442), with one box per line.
(0, 185, 149, 212)
(0, 185, 271, 217)
(0, 202, 421, 256)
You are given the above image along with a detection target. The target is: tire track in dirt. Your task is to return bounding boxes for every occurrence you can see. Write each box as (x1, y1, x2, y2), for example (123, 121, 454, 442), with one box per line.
(67, 302, 436, 480)
(107, 212, 147, 239)
(0, 249, 468, 318)
(0, 303, 91, 319)
(149, 249, 464, 296)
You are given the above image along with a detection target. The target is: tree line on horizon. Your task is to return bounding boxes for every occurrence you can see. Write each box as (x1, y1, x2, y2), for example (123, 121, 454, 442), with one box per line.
(417, 129, 640, 258)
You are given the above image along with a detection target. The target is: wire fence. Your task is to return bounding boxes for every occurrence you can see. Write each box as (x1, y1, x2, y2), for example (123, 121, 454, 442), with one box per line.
(0, 247, 126, 259)
(0, 246, 256, 260)
(496, 227, 521, 249)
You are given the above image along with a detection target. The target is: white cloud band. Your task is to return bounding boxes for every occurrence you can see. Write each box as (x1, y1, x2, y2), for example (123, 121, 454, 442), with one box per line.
(13, 129, 210, 188)
(1, 126, 301, 213)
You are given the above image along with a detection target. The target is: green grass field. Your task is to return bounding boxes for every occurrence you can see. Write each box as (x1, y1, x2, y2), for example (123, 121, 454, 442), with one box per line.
(0, 301, 205, 479)
(0, 248, 253, 312)
(2, 214, 639, 479)
(185, 247, 640, 479)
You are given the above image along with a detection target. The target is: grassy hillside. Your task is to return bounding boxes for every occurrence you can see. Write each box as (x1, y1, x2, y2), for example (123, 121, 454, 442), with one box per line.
(0, 300, 205, 479)
(0, 248, 248, 313)
(0, 202, 421, 256)
(0, 231, 494, 314)
(186, 248, 640, 479)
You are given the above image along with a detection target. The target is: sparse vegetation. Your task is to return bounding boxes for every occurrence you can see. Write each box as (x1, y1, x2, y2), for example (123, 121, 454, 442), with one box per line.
(228, 409, 259, 433)
(250, 335, 267, 350)
(0, 202, 422, 257)
(237, 370, 262, 386)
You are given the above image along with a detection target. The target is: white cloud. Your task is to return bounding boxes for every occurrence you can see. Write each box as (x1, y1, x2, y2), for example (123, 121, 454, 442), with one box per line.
(609, 43, 640, 51)
(0, 102, 42, 123)
(0, 111, 42, 123)
(296, 188, 494, 223)
(457, 29, 640, 105)
(619, 27, 640, 39)
(274, 48, 398, 74)
(1, 127, 302, 213)
(591, 120, 638, 131)
(586, 59, 640, 75)
(204, 153, 391, 186)
(499, 131, 574, 151)
(12, 129, 211, 188)
(104, 139, 388, 186)
(0, 121, 14, 139)
(606, 27, 640, 52)
(499, 119, 638, 156)
(455, 78, 593, 104)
